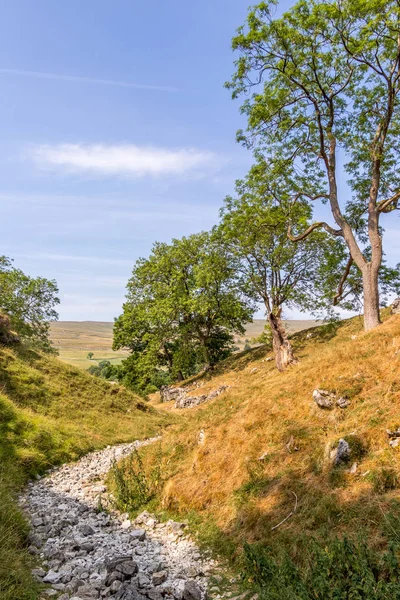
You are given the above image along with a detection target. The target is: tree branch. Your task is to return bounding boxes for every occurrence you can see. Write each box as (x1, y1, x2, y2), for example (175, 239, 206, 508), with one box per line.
(288, 221, 343, 242)
(333, 256, 353, 306)
(377, 190, 400, 213)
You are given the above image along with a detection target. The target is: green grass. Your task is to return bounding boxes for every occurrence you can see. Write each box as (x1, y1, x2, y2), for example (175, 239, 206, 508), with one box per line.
(0, 342, 172, 600)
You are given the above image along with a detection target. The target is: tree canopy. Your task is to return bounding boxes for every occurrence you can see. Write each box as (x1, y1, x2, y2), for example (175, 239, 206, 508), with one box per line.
(227, 0, 400, 331)
(0, 256, 59, 352)
(112, 232, 254, 395)
(217, 163, 343, 369)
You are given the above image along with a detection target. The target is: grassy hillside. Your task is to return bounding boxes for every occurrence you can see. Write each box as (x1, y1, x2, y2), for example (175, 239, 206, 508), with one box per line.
(0, 343, 171, 600)
(112, 311, 400, 597)
(49, 319, 321, 369)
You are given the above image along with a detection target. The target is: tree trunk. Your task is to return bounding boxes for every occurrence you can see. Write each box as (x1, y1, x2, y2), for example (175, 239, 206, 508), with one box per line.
(362, 263, 381, 331)
(176, 370, 184, 382)
(268, 310, 298, 372)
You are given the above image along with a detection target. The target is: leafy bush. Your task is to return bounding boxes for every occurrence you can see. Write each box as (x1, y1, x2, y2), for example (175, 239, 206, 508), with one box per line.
(110, 444, 163, 513)
(244, 537, 400, 600)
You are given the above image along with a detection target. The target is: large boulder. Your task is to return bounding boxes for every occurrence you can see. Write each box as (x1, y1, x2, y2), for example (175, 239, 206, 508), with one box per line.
(391, 298, 400, 315)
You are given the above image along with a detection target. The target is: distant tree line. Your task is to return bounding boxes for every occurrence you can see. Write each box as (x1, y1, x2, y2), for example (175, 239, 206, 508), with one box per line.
(102, 0, 400, 395)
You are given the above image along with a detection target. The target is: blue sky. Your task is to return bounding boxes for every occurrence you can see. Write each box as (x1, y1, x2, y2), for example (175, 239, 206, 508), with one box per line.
(1, 0, 399, 321)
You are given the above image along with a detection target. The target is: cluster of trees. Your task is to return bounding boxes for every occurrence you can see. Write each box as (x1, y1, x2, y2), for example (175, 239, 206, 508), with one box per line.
(108, 232, 254, 395)
(0, 256, 59, 352)
(107, 0, 400, 395)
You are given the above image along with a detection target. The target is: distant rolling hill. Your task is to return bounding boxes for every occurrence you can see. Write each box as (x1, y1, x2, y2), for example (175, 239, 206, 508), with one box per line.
(50, 319, 321, 370)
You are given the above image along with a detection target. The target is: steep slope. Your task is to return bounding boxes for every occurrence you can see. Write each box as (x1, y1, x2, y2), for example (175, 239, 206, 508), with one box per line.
(0, 343, 171, 600)
(115, 312, 400, 596)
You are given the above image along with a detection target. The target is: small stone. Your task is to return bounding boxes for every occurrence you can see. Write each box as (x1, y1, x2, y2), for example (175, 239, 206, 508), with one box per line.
(147, 589, 163, 600)
(336, 397, 351, 409)
(32, 568, 46, 579)
(80, 542, 94, 552)
(111, 580, 123, 592)
(130, 529, 146, 541)
(145, 518, 157, 528)
(334, 439, 351, 466)
(79, 524, 95, 536)
(121, 519, 131, 529)
(105, 572, 125, 587)
(137, 572, 151, 588)
(43, 570, 62, 584)
(349, 462, 358, 474)
(313, 389, 335, 409)
(390, 438, 400, 448)
(183, 581, 203, 600)
(116, 561, 139, 577)
(167, 520, 186, 533)
(152, 571, 168, 586)
(185, 567, 198, 578)
(53, 583, 66, 590)
(147, 561, 163, 574)
(258, 452, 269, 461)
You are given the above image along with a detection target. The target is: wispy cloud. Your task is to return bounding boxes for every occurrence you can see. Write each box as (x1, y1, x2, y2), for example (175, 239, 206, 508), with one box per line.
(29, 143, 219, 177)
(0, 68, 178, 92)
(13, 252, 133, 266)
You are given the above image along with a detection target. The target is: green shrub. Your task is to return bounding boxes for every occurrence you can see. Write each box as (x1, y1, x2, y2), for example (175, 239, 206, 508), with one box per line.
(110, 444, 163, 514)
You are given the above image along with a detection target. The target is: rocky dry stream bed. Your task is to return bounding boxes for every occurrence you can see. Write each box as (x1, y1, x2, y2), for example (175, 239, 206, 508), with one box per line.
(20, 438, 237, 600)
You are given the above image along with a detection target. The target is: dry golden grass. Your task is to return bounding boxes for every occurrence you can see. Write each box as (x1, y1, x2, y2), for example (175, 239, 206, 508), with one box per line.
(139, 312, 400, 556)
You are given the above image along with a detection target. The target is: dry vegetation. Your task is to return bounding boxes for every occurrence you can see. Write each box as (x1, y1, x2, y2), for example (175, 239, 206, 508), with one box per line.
(118, 311, 400, 568)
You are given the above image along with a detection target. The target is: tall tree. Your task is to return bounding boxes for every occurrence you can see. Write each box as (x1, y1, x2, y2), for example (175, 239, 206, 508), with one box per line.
(227, 0, 400, 330)
(113, 232, 254, 393)
(0, 256, 59, 351)
(218, 168, 338, 370)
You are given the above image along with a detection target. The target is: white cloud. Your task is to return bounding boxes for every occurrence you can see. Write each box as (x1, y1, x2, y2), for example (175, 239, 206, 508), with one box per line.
(30, 143, 218, 178)
(14, 252, 133, 266)
(0, 68, 177, 92)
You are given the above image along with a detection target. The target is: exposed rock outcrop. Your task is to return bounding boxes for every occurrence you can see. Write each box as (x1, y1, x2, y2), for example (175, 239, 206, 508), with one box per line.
(391, 298, 400, 315)
(175, 386, 230, 409)
(160, 386, 186, 403)
(313, 389, 350, 410)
